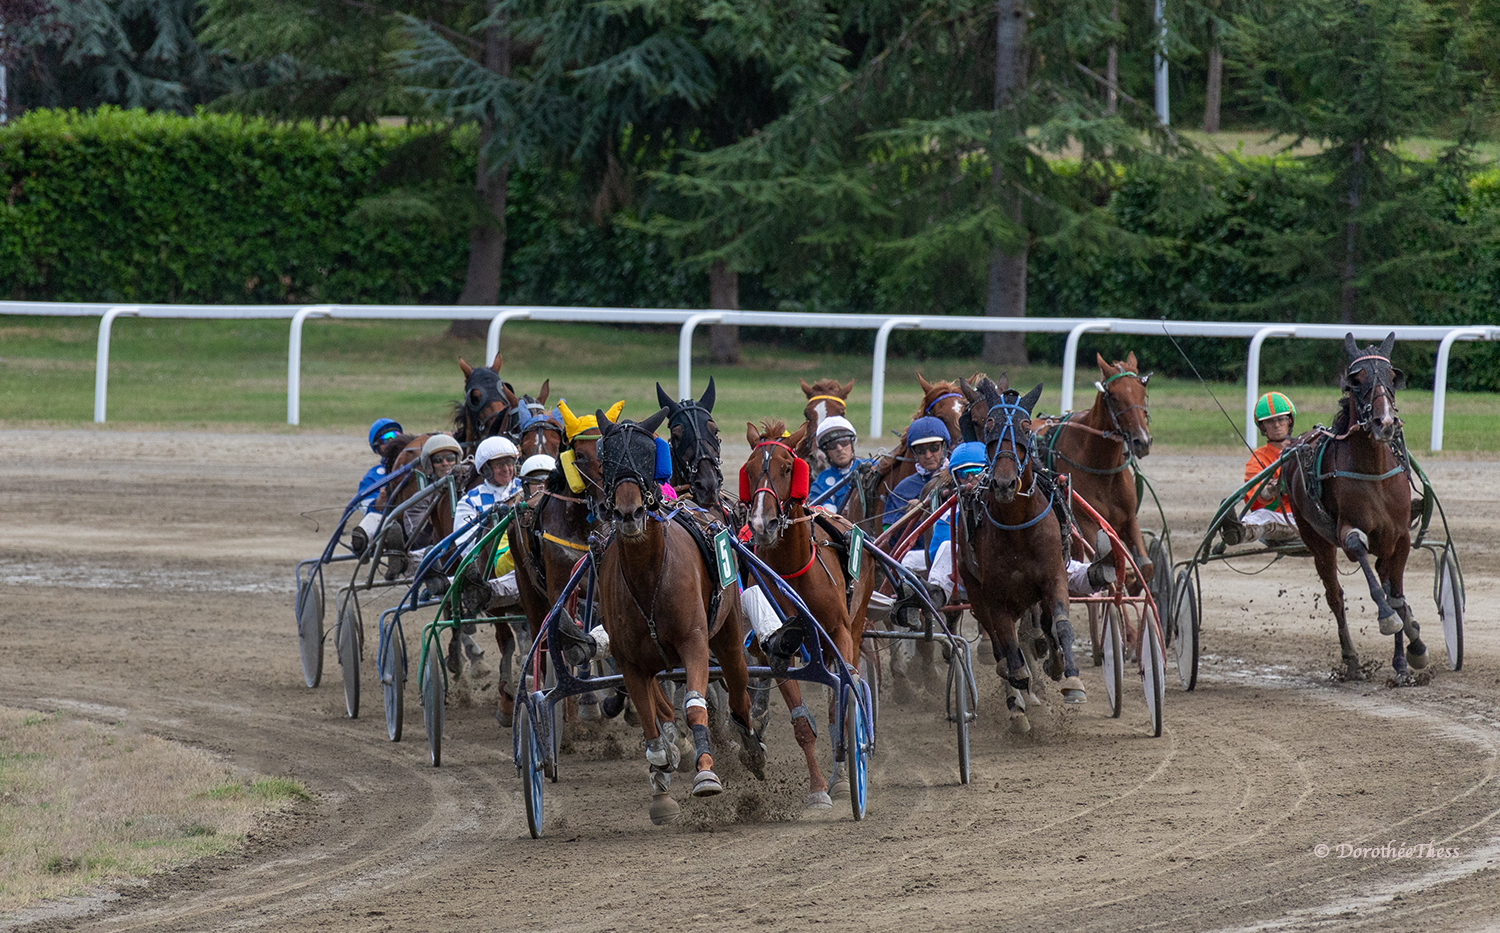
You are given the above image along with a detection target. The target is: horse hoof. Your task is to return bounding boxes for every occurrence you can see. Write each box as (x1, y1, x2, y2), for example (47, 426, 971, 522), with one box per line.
(1407, 644, 1429, 670)
(830, 777, 851, 800)
(601, 692, 627, 719)
(692, 770, 724, 797)
(649, 793, 681, 825)
(805, 791, 833, 810)
(1009, 712, 1032, 734)
(1378, 612, 1403, 636)
(738, 745, 767, 780)
(1060, 676, 1087, 704)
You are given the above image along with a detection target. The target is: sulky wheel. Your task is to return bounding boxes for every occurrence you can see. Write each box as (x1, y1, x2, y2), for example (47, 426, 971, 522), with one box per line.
(296, 573, 325, 688)
(948, 652, 971, 785)
(858, 649, 880, 751)
(1172, 568, 1200, 691)
(1142, 612, 1165, 738)
(1102, 604, 1124, 719)
(336, 591, 361, 719)
(1437, 550, 1464, 671)
(382, 624, 404, 742)
(1145, 531, 1171, 627)
(423, 642, 445, 767)
(843, 684, 869, 821)
(515, 699, 545, 839)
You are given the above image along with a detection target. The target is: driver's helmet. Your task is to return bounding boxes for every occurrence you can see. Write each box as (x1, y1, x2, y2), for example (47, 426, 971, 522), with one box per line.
(949, 441, 988, 479)
(419, 433, 462, 473)
(367, 418, 402, 454)
(520, 454, 556, 479)
(475, 436, 520, 476)
(815, 415, 858, 450)
(1254, 392, 1296, 429)
(906, 415, 951, 449)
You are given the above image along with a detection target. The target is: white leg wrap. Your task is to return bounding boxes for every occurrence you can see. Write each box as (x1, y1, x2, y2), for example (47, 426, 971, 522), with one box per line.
(587, 625, 610, 657)
(741, 586, 782, 646)
(684, 690, 708, 713)
(357, 510, 383, 537)
(927, 543, 957, 602)
(1066, 559, 1092, 597)
(1244, 508, 1300, 542)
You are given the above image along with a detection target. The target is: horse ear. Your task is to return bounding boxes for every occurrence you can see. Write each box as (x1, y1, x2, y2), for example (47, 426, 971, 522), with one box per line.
(1125, 351, 1138, 370)
(458, 358, 473, 378)
(978, 377, 1002, 407)
(960, 408, 978, 444)
(1391, 368, 1407, 390)
(918, 372, 935, 393)
(1344, 333, 1360, 358)
(537, 380, 549, 404)
(1380, 331, 1396, 358)
(788, 421, 810, 449)
(958, 377, 980, 405)
(639, 406, 670, 436)
(700, 376, 716, 411)
(1020, 383, 1044, 414)
(800, 378, 815, 398)
(502, 383, 518, 408)
(841, 378, 854, 398)
(490, 352, 503, 372)
(993, 372, 1010, 394)
(596, 408, 613, 430)
(746, 422, 761, 445)
(1096, 352, 1111, 375)
(656, 382, 676, 411)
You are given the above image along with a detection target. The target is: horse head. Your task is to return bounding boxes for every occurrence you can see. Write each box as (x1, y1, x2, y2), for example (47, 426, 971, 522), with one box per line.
(1095, 352, 1153, 459)
(979, 375, 1043, 504)
(741, 419, 810, 550)
(455, 353, 512, 445)
(517, 405, 564, 460)
(799, 377, 854, 458)
(598, 406, 669, 540)
(656, 379, 723, 509)
(1342, 332, 1404, 444)
(917, 373, 967, 451)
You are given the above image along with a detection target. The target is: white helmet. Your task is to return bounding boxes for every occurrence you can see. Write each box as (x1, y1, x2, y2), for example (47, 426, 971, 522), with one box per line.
(816, 415, 858, 448)
(520, 454, 556, 478)
(420, 433, 462, 472)
(474, 436, 520, 474)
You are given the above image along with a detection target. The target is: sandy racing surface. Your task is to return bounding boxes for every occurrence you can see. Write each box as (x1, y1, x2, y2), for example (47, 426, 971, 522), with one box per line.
(2, 429, 1499, 933)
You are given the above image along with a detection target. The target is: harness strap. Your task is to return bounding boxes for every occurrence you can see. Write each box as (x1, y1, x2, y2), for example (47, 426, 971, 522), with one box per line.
(541, 531, 590, 552)
(780, 543, 820, 579)
(806, 395, 847, 406)
(924, 392, 963, 414)
(1320, 465, 1407, 482)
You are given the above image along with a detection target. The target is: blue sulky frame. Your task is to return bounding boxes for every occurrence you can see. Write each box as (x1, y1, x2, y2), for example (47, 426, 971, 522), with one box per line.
(511, 533, 881, 839)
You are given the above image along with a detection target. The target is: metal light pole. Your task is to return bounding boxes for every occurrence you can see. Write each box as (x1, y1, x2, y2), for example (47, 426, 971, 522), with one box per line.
(1154, 0, 1169, 125)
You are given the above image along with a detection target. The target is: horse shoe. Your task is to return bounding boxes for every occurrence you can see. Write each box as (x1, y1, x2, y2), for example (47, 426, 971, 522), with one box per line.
(692, 770, 724, 797)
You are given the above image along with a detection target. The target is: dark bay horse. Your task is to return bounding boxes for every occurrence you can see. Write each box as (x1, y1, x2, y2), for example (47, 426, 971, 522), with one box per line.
(1282, 333, 1427, 681)
(595, 407, 764, 824)
(656, 379, 729, 516)
(453, 354, 513, 449)
(1039, 352, 1155, 587)
(952, 376, 1086, 732)
(742, 419, 877, 804)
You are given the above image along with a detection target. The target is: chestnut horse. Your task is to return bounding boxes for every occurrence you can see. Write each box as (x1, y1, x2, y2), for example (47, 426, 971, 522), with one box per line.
(953, 376, 1086, 732)
(595, 407, 764, 825)
(1282, 332, 1427, 681)
(865, 374, 969, 529)
(742, 419, 876, 804)
(798, 377, 855, 469)
(1039, 353, 1155, 586)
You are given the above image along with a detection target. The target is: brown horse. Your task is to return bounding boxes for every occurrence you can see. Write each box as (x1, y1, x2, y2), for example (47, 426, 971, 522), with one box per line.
(595, 407, 763, 825)
(952, 376, 1086, 732)
(742, 419, 876, 804)
(866, 374, 969, 528)
(453, 354, 514, 448)
(1039, 353, 1154, 587)
(1281, 332, 1427, 681)
(656, 379, 729, 516)
(798, 377, 855, 468)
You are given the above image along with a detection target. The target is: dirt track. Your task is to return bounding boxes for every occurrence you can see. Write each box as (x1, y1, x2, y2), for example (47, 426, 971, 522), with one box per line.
(2, 429, 1499, 933)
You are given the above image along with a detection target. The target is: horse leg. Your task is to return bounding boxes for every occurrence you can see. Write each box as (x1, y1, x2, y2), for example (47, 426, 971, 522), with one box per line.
(710, 620, 767, 780)
(621, 667, 680, 826)
(776, 679, 832, 808)
(1308, 537, 1360, 679)
(675, 637, 724, 797)
(495, 624, 516, 726)
(1048, 584, 1087, 704)
(1384, 537, 1426, 671)
(991, 611, 1033, 734)
(1342, 528, 1401, 635)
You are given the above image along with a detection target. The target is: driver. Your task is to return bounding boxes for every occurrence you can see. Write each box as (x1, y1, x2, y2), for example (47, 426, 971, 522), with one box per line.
(453, 436, 524, 631)
(1221, 392, 1301, 546)
(351, 418, 403, 554)
(420, 433, 462, 481)
(882, 415, 951, 573)
(810, 416, 867, 510)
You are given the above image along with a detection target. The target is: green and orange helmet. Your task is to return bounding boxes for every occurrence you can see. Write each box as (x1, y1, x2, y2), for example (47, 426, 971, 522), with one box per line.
(1254, 392, 1296, 428)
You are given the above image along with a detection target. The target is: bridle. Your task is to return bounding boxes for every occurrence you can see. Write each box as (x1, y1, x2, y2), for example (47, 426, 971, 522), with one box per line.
(669, 402, 723, 494)
(1344, 353, 1403, 438)
(744, 439, 799, 523)
(600, 423, 664, 513)
(976, 398, 1054, 531)
(1093, 370, 1151, 443)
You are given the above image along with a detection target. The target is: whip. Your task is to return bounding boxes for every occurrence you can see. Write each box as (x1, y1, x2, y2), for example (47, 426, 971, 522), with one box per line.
(1159, 319, 1257, 455)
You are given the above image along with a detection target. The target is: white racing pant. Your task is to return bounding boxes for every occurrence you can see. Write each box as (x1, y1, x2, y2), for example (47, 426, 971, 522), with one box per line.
(1243, 508, 1301, 543)
(1066, 560, 1093, 597)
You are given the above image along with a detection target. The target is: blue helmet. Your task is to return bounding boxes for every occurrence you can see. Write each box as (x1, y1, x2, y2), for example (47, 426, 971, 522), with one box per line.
(906, 415, 950, 448)
(368, 418, 402, 453)
(949, 441, 987, 475)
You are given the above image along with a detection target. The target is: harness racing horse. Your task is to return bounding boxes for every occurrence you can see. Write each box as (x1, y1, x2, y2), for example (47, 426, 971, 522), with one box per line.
(453, 354, 514, 449)
(866, 374, 969, 528)
(1281, 332, 1427, 681)
(952, 376, 1087, 732)
(1039, 353, 1155, 589)
(742, 420, 877, 805)
(656, 379, 730, 517)
(595, 407, 765, 825)
(798, 377, 855, 470)
(515, 400, 564, 460)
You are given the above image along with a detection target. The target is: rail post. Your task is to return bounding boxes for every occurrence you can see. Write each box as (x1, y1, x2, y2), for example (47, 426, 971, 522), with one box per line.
(1431, 327, 1492, 451)
(287, 305, 335, 426)
(486, 310, 534, 368)
(868, 317, 921, 440)
(1244, 326, 1296, 444)
(93, 305, 141, 423)
(1060, 320, 1114, 414)
(678, 313, 724, 401)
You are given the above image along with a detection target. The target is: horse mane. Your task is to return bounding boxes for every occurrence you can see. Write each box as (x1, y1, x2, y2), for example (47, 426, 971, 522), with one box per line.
(545, 461, 571, 495)
(450, 400, 469, 442)
(915, 379, 963, 417)
(805, 378, 846, 397)
(381, 433, 415, 472)
(1331, 396, 1354, 436)
(756, 418, 788, 442)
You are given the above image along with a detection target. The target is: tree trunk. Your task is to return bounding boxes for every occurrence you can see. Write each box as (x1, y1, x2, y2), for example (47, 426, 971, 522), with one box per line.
(1340, 141, 1363, 325)
(1203, 38, 1223, 133)
(1105, 0, 1119, 115)
(451, 9, 510, 339)
(983, 0, 1030, 367)
(708, 259, 740, 364)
